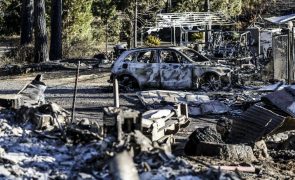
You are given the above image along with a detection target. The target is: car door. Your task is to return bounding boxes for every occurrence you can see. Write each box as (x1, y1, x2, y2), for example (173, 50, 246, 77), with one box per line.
(160, 49, 193, 89)
(127, 50, 160, 88)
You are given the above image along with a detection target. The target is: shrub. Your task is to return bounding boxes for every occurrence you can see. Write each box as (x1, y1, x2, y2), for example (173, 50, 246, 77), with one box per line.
(192, 32, 204, 42)
(5, 44, 34, 63)
(144, 35, 160, 47)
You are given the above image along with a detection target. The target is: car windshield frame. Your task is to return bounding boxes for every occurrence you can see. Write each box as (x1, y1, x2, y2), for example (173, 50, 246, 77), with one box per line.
(118, 48, 202, 64)
(175, 47, 211, 62)
(159, 48, 196, 64)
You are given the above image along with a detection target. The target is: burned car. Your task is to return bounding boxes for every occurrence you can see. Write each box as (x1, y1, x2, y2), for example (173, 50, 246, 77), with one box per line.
(111, 47, 232, 90)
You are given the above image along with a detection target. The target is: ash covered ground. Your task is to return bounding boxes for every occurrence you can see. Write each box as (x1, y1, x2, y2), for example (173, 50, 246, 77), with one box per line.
(0, 68, 295, 179)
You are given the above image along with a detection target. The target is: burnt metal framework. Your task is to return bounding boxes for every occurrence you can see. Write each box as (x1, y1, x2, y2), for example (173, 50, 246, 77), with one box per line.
(272, 27, 295, 82)
(143, 12, 235, 46)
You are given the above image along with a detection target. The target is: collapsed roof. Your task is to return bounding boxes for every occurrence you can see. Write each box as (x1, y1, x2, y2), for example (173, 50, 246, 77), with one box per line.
(264, 13, 295, 24)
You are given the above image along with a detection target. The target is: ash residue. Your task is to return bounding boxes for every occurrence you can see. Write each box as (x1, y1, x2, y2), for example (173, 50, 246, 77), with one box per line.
(267, 132, 295, 160)
(184, 127, 224, 156)
(0, 110, 200, 179)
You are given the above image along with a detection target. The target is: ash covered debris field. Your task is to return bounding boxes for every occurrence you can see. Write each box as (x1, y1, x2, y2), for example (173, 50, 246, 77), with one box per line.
(0, 67, 295, 179)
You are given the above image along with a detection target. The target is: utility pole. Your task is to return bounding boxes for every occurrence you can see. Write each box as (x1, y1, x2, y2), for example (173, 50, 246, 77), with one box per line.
(106, 21, 108, 56)
(133, 0, 138, 48)
(287, 22, 294, 83)
(204, 0, 211, 48)
(166, 0, 172, 12)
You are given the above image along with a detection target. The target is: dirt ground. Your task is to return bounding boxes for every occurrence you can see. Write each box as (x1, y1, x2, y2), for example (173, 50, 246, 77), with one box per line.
(0, 68, 294, 179)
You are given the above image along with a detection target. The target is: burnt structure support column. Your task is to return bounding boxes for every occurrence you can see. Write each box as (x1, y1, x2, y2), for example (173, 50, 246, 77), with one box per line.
(133, 0, 138, 48)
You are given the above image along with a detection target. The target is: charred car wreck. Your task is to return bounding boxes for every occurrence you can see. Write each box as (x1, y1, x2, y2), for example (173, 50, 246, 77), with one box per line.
(110, 47, 232, 91)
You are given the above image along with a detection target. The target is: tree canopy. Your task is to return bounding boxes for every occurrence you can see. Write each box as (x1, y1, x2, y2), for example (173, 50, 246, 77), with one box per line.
(0, 0, 287, 59)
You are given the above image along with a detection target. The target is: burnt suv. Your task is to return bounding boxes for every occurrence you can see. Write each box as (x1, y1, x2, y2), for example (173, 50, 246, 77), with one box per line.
(110, 47, 232, 90)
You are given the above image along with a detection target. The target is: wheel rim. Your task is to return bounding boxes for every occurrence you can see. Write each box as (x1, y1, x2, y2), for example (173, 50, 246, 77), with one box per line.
(201, 75, 221, 91)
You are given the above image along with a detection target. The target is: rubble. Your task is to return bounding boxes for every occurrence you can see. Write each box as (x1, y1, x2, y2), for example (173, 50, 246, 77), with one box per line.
(0, 94, 22, 109)
(0, 109, 201, 179)
(262, 86, 295, 117)
(228, 105, 287, 144)
(257, 80, 286, 92)
(1, 66, 295, 179)
(137, 90, 229, 116)
(110, 151, 139, 180)
(0, 60, 108, 76)
(184, 127, 256, 162)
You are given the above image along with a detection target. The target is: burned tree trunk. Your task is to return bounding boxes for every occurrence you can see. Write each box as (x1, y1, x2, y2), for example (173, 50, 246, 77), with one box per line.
(20, 0, 33, 45)
(49, 0, 62, 60)
(34, 0, 49, 62)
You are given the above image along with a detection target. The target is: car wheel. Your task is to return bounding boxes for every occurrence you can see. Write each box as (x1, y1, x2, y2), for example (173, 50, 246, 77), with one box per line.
(118, 75, 139, 92)
(200, 73, 221, 91)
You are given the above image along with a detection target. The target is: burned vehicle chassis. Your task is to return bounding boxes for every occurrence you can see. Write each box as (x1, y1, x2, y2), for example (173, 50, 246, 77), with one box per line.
(111, 47, 232, 91)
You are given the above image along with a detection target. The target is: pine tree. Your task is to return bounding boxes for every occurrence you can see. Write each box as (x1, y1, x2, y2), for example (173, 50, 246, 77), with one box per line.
(21, 0, 33, 45)
(49, 0, 62, 60)
(34, 0, 49, 62)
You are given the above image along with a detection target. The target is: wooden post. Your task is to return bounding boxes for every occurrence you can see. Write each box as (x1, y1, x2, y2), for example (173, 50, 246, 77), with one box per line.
(71, 61, 80, 123)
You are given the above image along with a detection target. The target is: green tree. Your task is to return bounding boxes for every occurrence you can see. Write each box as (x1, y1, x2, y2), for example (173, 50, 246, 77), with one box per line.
(172, 0, 242, 17)
(1, 0, 21, 35)
(0, 1, 9, 33)
(63, 0, 94, 51)
(119, 0, 166, 48)
(239, 0, 274, 28)
(92, 0, 117, 54)
(211, 0, 242, 17)
(172, 0, 203, 12)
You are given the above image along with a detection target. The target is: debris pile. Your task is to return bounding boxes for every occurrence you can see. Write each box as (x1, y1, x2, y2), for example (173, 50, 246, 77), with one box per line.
(185, 127, 256, 162)
(1, 108, 241, 179)
(1, 73, 295, 179)
(0, 75, 250, 179)
(137, 90, 229, 116)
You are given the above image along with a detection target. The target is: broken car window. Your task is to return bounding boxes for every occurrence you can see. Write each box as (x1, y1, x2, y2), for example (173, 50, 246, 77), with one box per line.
(160, 50, 180, 63)
(123, 52, 138, 63)
(181, 49, 208, 62)
(137, 50, 157, 63)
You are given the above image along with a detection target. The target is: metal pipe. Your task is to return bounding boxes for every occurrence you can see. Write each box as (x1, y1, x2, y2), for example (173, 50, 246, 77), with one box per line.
(113, 77, 119, 108)
(141, 28, 143, 47)
(173, 23, 176, 45)
(117, 112, 122, 142)
(71, 61, 80, 123)
(293, 27, 295, 81)
(106, 22, 108, 56)
(134, 0, 138, 48)
(288, 29, 291, 84)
